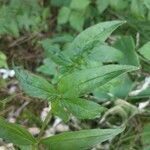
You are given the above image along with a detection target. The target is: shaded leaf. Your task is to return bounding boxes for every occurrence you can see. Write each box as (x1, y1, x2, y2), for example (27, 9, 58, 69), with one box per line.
(41, 39, 71, 66)
(110, 0, 129, 10)
(0, 117, 36, 145)
(36, 58, 58, 76)
(0, 51, 8, 68)
(110, 75, 134, 98)
(131, 0, 146, 19)
(52, 100, 69, 122)
(70, 0, 90, 10)
(57, 7, 70, 24)
(142, 123, 150, 148)
(51, 0, 70, 7)
(144, 0, 150, 9)
(69, 11, 84, 32)
(19, 145, 32, 150)
(114, 36, 140, 66)
(93, 75, 134, 101)
(96, 0, 109, 14)
(138, 41, 150, 61)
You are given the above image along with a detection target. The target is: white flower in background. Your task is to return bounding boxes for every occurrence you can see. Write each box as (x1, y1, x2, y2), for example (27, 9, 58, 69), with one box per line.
(0, 68, 15, 79)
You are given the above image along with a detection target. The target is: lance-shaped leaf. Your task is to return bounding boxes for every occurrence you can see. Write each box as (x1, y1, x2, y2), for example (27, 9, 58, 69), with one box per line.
(63, 20, 125, 60)
(62, 98, 106, 119)
(58, 65, 138, 98)
(40, 127, 124, 150)
(0, 117, 37, 145)
(15, 67, 57, 101)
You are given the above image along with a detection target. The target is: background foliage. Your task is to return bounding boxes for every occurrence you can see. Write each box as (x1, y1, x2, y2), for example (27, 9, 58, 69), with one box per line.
(0, 0, 150, 150)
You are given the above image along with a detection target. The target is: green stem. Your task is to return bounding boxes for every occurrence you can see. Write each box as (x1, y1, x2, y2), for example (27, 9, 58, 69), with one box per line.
(38, 107, 52, 140)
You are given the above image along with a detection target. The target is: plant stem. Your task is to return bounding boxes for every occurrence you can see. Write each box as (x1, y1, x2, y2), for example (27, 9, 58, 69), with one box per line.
(38, 107, 52, 140)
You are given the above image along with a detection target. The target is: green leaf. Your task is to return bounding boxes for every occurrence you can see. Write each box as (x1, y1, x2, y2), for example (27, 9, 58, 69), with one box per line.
(138, 41, 150, 61)
(0, 117, 36, 145)
(96, 0, 109, 14)
(144, 146, 150, 150)
(109, 0, 129, 11)
(8, 21, 19, 37)
(51, 100, 69, 122)
(0, 51, 8, 68)
(14, 67, 56, 101)
(62, 98, 105, 119)
(58, 65, 138, 98)
(63, 20, 125, 60)
(69, 11, 84, 32)
(36, 58, 58, 76)
(144, 0, 150, 9)
(51, 0, 70, 7)
(93, 74, 134, 101)
(87, 45, 123, 63)
(110, 75, 134, 98)
(0, 0, 49, 36)
(41, 39, 71, 66)
(19, 145, 32, 150)
(50, 34, 74, 43)
(114, 36, 140, 66)
(131, 0, 146, 19)
(57, 7, 70, 24)
(70, 0, 90, 10)
(40, 127, 124, 150)
(142, 123, 150, 148)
